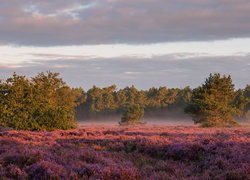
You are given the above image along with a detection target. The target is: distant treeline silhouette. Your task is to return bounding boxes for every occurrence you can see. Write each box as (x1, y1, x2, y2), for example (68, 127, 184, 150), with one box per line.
(77, 84, 193, 121)
(0, 72, 249, 130)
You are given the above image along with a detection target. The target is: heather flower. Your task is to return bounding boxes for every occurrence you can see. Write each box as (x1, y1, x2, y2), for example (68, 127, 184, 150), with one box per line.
(0, 126, 248, 179)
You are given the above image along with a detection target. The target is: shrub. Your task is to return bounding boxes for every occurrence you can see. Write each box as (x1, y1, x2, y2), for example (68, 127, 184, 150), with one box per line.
(6, 165, 27, 179)
(3, 154, 41, 168)
(27, 160, 68, 179)
(120, 104, 144, 125)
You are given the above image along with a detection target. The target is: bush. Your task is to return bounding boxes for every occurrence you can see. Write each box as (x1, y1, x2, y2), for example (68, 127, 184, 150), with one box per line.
(0, 72, 84, 130)
(120, 104, 144, 125)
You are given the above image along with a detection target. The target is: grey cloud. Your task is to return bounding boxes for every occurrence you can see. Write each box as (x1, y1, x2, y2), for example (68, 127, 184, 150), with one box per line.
(0, 0, 250, 45)
(0, 54, 249, 89)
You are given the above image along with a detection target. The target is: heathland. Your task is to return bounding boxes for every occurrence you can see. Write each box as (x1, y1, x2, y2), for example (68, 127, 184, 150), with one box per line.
(0, 125, 249, 179)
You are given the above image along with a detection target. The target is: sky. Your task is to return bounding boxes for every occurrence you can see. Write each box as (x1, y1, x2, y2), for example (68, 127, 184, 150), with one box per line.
(0, 0, 249, 89)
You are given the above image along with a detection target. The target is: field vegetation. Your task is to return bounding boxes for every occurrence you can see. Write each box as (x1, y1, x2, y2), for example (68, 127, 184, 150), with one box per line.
(0, 126, 249, 179)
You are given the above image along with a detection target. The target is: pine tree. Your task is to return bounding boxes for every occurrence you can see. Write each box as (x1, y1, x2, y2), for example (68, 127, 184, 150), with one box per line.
(120, 104, 144, 125)
(243, 85, 250, 119)
(185, 73, 239, 127)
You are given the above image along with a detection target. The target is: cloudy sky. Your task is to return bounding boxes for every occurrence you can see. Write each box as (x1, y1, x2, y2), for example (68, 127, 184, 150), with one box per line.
(0, 0, 249, 89)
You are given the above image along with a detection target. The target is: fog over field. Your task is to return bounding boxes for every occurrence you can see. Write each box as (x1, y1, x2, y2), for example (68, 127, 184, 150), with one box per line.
(78, 110, 250, 127)
(78, 118, 194, 127)
(77, 108, 192, 126)
(78, 117, 250, 127)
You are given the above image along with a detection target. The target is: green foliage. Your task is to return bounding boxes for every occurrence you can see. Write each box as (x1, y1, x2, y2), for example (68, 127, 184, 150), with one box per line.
(185, 73, 239, 127)
(233, 89, 247, 118)
(242, 85, 250, 119)
(0, 73, 35, 129)
(146, 87, 169, 108)
(82, 85, 184, 118)
(0, 72, 84, 130)
(120, 104, 144, 125)
(175, 86, 192, 107)
(86, 85, 117, 113)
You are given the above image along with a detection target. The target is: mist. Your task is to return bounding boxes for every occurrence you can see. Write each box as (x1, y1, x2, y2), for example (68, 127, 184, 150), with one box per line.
(77, 109, 194, 127)
(77, 110, 250, 127)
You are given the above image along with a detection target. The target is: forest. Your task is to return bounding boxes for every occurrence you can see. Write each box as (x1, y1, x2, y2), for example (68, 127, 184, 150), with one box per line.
(0, 72, 249, 130)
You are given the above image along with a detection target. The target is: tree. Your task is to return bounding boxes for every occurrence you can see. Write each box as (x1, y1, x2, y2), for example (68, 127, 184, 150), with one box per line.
(185, 73, 239, 127)
(86, 85, 117, 114)
(31, 72, 83, 130)
(115, 89, 127, 111)
(146, 87, 169, 108)
(0, 73, 36, 130)
(233, 89, 247, 119)
(243, 85, 250, 119)
(101, 85, 117, 111)
(120, 104, 144, 125)
(0, 72, 83, 130)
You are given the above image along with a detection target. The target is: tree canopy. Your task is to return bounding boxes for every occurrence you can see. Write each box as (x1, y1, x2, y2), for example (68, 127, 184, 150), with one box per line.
(185, 73, 240, 127)
(0, 72, 83, 130)
(120, 104, 144, 125)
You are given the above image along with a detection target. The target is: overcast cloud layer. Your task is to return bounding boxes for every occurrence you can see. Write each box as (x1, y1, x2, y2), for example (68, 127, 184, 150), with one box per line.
(1, 0, 250, 45)
(0, 54, 249, 89)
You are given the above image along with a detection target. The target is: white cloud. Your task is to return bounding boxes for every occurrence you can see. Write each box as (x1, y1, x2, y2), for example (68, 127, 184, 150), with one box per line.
(0, 54, 249, 89)
(1, 38, 250, 65)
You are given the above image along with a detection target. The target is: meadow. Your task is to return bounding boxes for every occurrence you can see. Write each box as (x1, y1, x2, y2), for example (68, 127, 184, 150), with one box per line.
(0, 125, 249, 179)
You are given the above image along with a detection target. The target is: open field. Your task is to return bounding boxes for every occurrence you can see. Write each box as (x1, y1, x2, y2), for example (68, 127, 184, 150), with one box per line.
(0, 125, 249, 179)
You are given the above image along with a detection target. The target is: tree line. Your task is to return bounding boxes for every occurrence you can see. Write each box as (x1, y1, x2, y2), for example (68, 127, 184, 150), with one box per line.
(78, 73, 249, 126)
(77, 84, 192, 118)
(0, 72, 249, 130)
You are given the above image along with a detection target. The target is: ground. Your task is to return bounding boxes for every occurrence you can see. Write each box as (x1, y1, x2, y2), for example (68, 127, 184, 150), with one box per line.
(0, 125, 249, 179)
